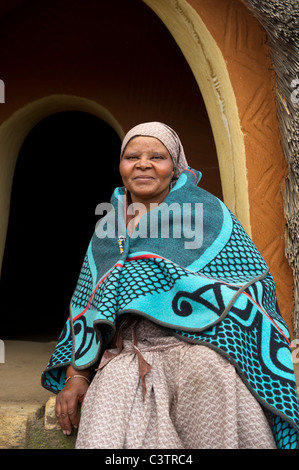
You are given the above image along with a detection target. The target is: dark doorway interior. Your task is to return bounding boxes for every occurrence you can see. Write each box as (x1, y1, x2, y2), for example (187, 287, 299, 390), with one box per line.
(0, 111, 122, 340)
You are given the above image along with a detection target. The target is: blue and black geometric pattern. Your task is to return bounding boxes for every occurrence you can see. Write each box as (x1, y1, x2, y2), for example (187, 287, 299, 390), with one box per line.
(201, 213, 268, 282)
(175, 293, 299, 449)
(71, 254, 94, 310)
(41, 167, 299, 449)
(118, 257, 189, 311)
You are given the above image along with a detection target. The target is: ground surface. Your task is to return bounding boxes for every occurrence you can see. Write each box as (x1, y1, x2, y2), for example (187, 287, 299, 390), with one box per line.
(0, 339, 77, 448)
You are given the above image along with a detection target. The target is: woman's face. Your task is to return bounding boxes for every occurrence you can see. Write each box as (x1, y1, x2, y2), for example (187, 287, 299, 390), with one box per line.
(119, 136, 174, 204)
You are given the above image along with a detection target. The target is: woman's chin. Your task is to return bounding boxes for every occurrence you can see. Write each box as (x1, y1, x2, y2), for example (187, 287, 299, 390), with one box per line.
(130, 186, 157, 201)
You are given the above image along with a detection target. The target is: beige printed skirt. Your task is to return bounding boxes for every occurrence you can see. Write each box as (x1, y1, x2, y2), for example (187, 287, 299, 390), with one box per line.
(75, 317, 276, 449)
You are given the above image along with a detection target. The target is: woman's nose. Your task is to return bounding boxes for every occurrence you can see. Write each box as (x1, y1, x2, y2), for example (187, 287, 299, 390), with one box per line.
(136, 157, 152, 169)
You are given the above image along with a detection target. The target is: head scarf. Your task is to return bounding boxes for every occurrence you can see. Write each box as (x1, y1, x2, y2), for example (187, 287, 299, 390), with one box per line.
(120, 122, 188, 184)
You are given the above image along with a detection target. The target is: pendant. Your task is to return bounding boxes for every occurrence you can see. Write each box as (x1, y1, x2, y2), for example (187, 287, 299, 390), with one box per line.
(118, 236, 125, 254)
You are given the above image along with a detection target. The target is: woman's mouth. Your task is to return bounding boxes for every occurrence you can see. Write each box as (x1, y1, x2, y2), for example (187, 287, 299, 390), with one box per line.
(133, 176, 155, 182)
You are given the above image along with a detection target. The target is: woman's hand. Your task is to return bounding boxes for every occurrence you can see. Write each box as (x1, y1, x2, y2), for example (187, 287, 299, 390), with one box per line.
(55, 368, 91, 435)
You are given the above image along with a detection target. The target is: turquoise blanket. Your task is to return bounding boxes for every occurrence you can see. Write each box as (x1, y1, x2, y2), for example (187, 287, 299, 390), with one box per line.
(42, 167, 299, 449)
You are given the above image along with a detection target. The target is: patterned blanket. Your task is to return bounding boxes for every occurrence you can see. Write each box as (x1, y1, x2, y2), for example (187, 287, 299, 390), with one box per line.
(42, 167, 299, 449)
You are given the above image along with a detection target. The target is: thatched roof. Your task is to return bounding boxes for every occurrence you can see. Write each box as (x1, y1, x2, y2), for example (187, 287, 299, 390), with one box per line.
(243, 0, 299, 336)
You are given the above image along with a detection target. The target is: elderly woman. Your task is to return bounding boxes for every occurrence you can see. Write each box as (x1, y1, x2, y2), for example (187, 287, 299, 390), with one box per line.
(42, 122, 299, 449)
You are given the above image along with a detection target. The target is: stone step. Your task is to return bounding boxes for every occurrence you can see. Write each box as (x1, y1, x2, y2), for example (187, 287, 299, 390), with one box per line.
(0, 402, 43, 449)
(0, 399, 77, 449)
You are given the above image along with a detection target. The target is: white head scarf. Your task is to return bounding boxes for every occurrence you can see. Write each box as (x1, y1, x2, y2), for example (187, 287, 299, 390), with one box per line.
(120, 122, 188, 184)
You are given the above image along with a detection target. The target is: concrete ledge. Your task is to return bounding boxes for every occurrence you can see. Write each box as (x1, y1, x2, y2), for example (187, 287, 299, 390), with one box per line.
(0, 402, 43, 449)
(0, 400, 77, 449)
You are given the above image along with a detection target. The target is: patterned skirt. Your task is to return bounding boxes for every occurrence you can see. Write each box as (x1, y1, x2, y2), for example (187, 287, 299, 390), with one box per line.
(75, 317, 276, 449)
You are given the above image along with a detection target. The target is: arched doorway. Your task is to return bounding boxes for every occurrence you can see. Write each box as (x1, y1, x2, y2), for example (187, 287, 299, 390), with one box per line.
(0, 111, 122, 339)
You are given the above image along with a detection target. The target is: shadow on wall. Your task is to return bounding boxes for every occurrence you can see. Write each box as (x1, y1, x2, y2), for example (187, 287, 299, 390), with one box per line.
(0, 111, 122, 340)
